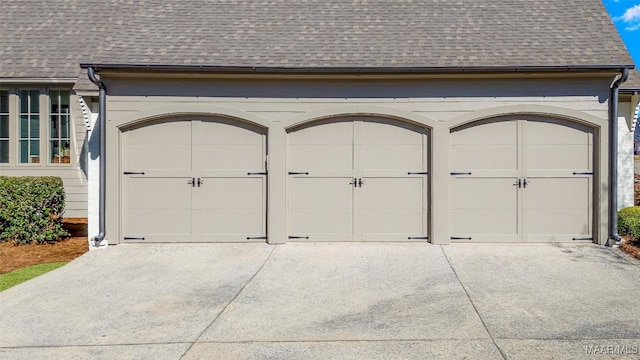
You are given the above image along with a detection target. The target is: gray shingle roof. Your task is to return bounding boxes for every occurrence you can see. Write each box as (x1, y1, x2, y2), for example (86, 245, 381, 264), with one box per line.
(0, 0, 635, 79)
(622, 70, 640, 91)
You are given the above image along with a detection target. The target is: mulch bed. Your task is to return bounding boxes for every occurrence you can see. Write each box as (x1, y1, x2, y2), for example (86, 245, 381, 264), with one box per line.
(0, 218, 89, 274)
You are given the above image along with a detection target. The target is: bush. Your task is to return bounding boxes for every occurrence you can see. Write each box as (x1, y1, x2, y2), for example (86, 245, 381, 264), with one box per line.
(618, 206, 640, 239)
(0, 177, 69, 244)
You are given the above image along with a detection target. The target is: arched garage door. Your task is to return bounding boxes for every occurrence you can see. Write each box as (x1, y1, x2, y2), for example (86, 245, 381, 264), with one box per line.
(450, 116, 593, 242)
(121, 117, 267, 242)
(288, 117, 429, 241)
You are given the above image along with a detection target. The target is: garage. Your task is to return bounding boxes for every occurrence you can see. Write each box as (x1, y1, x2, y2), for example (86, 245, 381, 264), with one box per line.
(287, 117, 430, 241)
(121, 117, 267, 242)
(450, 116, 594, 242)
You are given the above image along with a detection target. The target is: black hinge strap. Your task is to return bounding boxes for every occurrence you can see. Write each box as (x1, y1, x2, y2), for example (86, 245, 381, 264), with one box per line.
(288, 172, 309, 175)
(451, 236, 472, 240)
(247, 172, 268, 176)
(408, 236, 429, 240)
(123, 171, 145, 175)
(572, 237, 593, 241)
(451, 172, 472, 176)
(407, 172, 429, 175)
(246, 236, 268, 240)
(124, 237, 145, 240)
(572, 172, 594, 175)
(288, 236, 310, 239)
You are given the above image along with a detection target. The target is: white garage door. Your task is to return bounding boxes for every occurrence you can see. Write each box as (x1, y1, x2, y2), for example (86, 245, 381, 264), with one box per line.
(121, 118, 267, 242)
(288, 117, 429, 241)
(450, 117, 593, 242)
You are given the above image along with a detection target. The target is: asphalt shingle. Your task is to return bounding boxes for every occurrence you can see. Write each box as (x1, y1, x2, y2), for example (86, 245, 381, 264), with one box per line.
(0, 0, 635, 79)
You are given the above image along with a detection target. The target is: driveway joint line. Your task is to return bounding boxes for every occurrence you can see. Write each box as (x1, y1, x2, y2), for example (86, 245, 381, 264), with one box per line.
(440, 246, 508, 360)
(178, 245, 277, 360)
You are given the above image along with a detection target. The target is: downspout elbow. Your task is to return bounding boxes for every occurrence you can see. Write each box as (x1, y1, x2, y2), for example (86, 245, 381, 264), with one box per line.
(608, 68, 629, 246)
(87, 67, 107, 246)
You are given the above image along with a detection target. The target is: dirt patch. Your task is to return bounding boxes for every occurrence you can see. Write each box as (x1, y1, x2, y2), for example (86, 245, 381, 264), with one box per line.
(0, 237, 89, 274)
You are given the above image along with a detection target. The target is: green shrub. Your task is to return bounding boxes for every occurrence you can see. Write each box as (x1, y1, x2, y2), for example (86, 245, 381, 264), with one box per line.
(618, 206, 640, 239)
(0, 176, 69, 244)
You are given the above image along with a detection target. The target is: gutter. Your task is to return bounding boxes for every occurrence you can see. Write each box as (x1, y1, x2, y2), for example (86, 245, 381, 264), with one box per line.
(87, 67, 107, 246)
(79, 63, 635, 75)
(608, 68, 630, 246)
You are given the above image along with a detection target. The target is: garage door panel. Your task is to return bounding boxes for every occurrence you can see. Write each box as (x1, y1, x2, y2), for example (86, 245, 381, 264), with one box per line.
(452, 210, 518, 235)
(289, 177, 353, 209)
(524, 210, 590, 236)
(524, 120, 591, 145)
(129, 178, 192, 210)
(360, 178, 423, 209)
(127, 209, 192, 237)
(198, 144, 265, 170)
(360, 210, 423, 235)
(360, 119, 425, 144)
(451, 120, 517, 145)
(452, 145, 517, 171)
(288, 120, 353, 145)
(525, 144, 591, 171)
(361, 145, 424, 170)
(126, 144, 192, 171)
(524, 178, 590, 210)
(126, 120, 191, 145)
(289, 145, 353, 170)
(452, 178, 517, 210)
(289, 209, 353, 238)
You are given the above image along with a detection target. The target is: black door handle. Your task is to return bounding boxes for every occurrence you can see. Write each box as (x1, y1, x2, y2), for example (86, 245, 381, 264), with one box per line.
(197, 178, 203, 187)
(187, 178, 195, 187)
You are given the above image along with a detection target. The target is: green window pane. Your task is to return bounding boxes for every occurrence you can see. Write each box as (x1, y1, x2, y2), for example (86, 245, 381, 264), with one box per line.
(50, 91, 59, 111)
(61, 115, 70, 138)
(20, 91, 29, 113)
(0, 91, 7, 113)
(0, 140, 8, 163)
(0, 115, 8, 138)
(30, 140, 39, 156)
(30, 115, 40, 138)
(60, 91, 70, 113)
(19, 140, 28, 163)
(50, 114, 59, 137)
(20, 115, 28, 137)
(30, 91, 39, 113)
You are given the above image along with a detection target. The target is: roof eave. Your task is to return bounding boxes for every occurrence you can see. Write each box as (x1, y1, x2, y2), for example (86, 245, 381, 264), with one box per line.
(79, 63, 636, 75)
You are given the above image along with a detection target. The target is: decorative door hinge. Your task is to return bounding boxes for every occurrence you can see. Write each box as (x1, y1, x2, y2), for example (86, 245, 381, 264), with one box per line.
(408, 171, 429, 175)
(451, 236, 472, 240)
(124, 236, 145, 240)
(123, 171, 145, 175)
(451, 172, 472, 176)
(288, 235, 310, 239)
(572, 237, 593, 241)
(246, 236, 267, 240)
(247, 172, 268, 175)
(288, 171, 309, 175)
(408, 236, 429, 240)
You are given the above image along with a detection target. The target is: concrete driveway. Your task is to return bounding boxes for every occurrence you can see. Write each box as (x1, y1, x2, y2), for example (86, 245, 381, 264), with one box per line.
(1, 243, 640, 359)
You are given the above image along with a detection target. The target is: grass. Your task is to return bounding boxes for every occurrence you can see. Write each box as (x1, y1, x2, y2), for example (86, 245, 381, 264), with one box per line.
(0, 262, 68, 292)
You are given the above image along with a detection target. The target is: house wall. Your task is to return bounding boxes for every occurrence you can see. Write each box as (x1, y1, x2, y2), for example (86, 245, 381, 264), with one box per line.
(97, 76, 613, 245)
(618, 100, 637, 209)
(0, 92, 88, 218)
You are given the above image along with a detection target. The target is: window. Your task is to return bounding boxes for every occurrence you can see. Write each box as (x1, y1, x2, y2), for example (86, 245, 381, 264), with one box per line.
(49, 91, 70, 164)
(0, 91, 8, 163)
(19, 90, 40, 164)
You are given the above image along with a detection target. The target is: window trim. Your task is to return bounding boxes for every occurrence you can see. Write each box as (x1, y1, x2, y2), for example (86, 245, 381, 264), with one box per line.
(0, 87, 75, 168)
